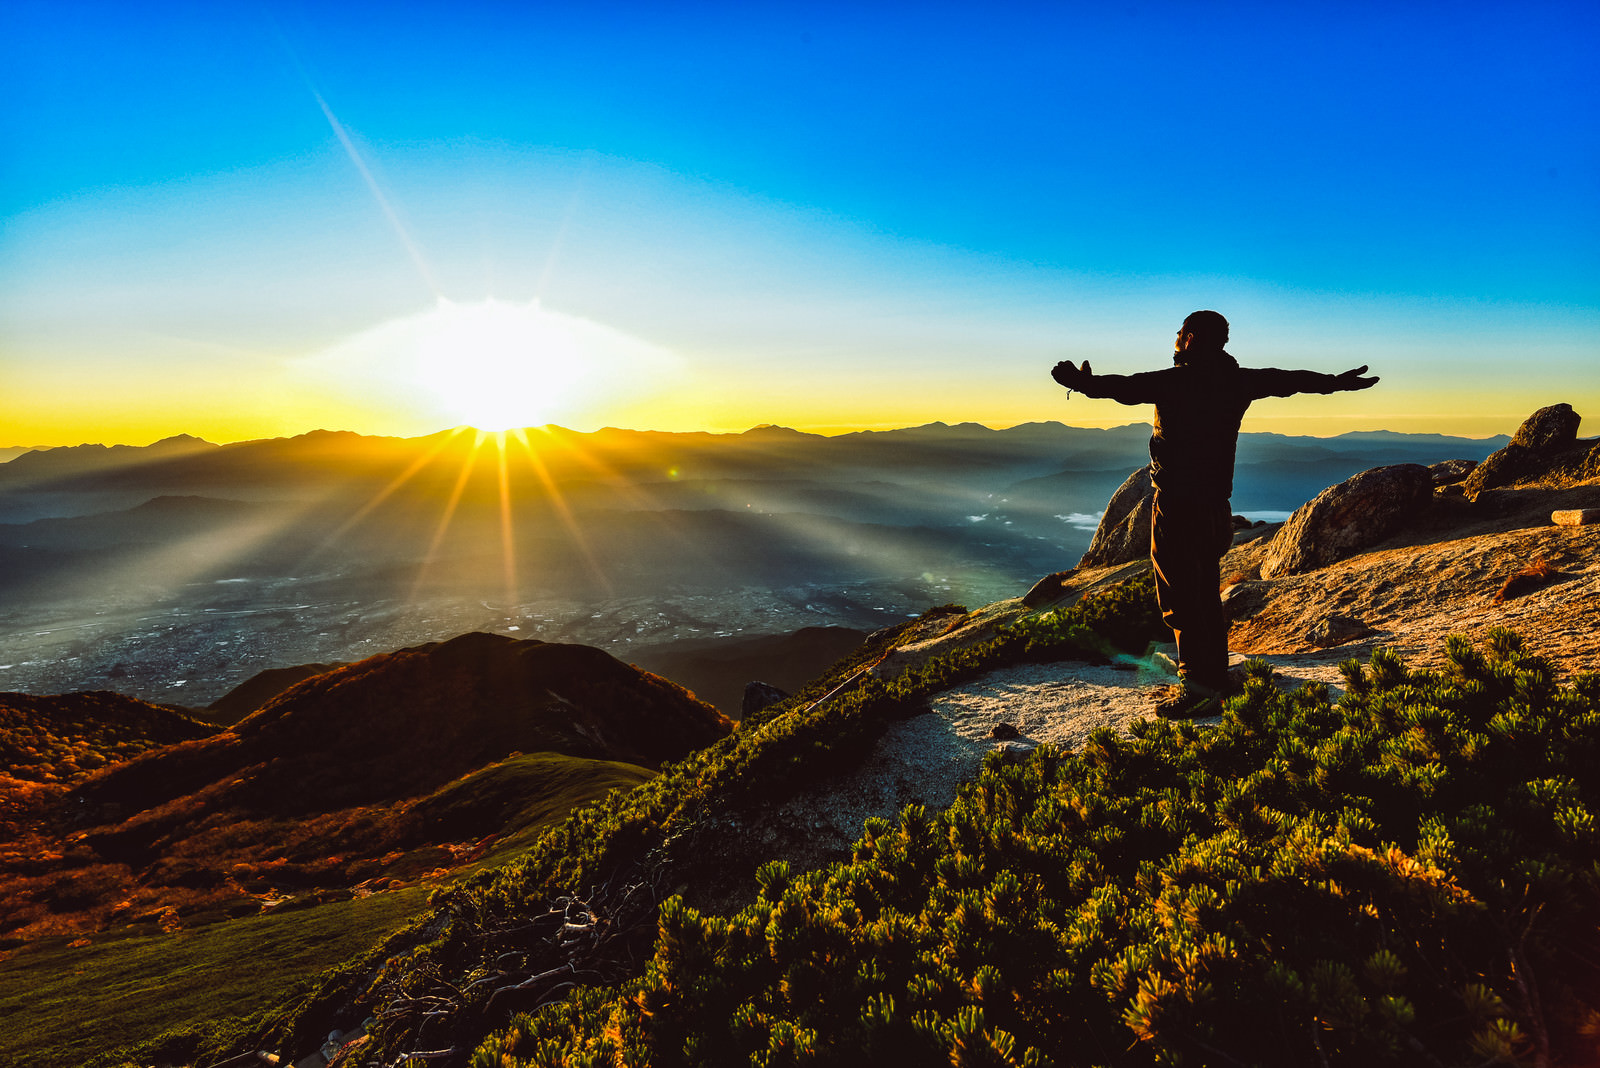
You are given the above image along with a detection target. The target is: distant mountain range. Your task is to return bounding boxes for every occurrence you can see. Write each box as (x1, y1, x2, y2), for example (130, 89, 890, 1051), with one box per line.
(0, 421, 1508, 507)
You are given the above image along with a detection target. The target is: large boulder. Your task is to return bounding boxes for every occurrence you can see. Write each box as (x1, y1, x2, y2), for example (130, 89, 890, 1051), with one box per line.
(1464, 404, 1583, 499)
(1022, 570, 1076, 608)
(1259, 464, 1433, 578)
(1511, 403, 1581, 450)
(1463, 445, 1543, 497)
(1220, 580, 1271, 620)
(1078, 465, 1154, 568)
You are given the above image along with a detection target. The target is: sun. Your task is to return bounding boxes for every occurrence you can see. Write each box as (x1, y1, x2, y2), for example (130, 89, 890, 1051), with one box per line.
(411, 299, 588, 432)
(299, 298, 680, 434)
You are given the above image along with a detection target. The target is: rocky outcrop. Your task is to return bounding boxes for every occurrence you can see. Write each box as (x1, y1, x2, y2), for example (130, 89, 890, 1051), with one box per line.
(1428, 459, 1478, 486)
(1584, 442, 1600, 480)
(1512, 403, 1581, 450)
(742, 681, 791, 718)
(1463, 404, 1586, 499)
(1078, 466, 1153, 568)
(1022, 570, 1077, 607)
(1259, 464, 1434, 578)
(1307, 614, 1373, 648)
(1220, 580, 1270, 620)
(1466, 448, 1551, 498)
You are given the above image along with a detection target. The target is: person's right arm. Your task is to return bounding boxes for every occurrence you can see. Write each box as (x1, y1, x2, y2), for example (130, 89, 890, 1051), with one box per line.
(1051, 360, 1167, 405)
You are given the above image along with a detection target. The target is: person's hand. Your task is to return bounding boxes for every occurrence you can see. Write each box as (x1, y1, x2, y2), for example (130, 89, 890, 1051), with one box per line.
(1052, 359, 1092, 388)
(1336, 365, 1378, 391)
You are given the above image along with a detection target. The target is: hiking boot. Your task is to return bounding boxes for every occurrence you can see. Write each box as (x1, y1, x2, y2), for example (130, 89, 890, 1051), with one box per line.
(1153, 683, 1223, 719)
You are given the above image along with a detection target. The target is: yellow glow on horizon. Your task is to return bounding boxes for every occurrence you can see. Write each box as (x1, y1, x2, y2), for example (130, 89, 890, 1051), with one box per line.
(4, 355, 1584, 448)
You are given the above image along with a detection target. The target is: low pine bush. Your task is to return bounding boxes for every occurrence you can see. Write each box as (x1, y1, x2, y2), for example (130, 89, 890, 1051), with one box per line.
(1008, 570, 1165, 661)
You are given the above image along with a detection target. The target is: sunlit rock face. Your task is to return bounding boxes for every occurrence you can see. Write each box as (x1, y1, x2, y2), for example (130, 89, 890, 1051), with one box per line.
(1464, 403, 1588, 499)
(1259, 464, 1433, 578)
(1078, 465, 1154, 568)
(1510, 403, 1582, 451)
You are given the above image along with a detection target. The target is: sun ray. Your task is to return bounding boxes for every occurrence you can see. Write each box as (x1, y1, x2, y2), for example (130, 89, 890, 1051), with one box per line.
(62, 483, 359, 650)
(312, 91, 440, 298)
(494, 431, 517, 606)
(309, 426, 474, 560)
(524, 426, 708, 568)
(509, 428, 613, 598)
(409, 430, 488, 602)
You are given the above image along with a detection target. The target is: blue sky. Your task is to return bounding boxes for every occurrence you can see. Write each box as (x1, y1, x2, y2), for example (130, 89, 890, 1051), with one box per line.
(3, 0, 1596, 443)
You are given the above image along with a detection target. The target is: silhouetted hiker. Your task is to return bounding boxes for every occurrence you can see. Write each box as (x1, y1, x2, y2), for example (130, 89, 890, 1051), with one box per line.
(1051, 310, 1378, 716)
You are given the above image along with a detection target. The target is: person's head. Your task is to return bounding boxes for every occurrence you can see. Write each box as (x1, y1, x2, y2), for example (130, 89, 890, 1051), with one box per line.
(1175, 310, 1229, 359)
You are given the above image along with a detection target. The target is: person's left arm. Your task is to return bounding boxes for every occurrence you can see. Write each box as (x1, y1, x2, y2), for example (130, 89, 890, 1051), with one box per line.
(1243, 365, 1378, 398)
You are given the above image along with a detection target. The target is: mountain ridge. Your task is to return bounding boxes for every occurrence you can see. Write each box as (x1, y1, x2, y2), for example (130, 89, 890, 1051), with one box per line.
(76, 632, 733, 818)
(0, 633, 734, 953)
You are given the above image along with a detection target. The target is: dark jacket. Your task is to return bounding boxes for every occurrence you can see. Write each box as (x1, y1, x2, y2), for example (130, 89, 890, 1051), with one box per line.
(1071, 351, 1349, 499)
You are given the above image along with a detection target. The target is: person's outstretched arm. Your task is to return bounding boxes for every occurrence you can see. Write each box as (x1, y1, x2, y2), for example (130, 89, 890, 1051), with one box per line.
(1051, 359, 1167, 405)
(1243, 365, 1379, 399)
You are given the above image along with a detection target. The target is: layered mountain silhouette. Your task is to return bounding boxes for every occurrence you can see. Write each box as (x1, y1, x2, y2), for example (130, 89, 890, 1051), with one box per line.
(627, 625, 871, 716)
(204, 662, 343, 725)
(0, 421, 1505, 514)
(0, 422, 1509, 711)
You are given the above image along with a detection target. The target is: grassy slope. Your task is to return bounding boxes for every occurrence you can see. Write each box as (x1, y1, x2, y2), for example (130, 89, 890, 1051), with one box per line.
(230, 609, 977, 1063)
(260, 571, 1597, 1067)
(411, 752, 656, 869)
(281, 595, 1152, 1063)
(0, 888, 425, 1066)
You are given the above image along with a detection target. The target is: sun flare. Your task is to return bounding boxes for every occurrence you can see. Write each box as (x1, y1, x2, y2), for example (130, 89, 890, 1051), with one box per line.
(412, 300, 586, 431)
(299, 298, 680, 434)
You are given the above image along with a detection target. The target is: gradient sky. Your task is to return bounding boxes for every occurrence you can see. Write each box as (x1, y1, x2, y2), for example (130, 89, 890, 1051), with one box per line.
(3, 0, 1596, 446)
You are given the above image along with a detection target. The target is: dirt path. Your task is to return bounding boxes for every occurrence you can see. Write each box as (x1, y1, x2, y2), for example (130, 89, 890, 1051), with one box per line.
(770, 650, 1351, 857)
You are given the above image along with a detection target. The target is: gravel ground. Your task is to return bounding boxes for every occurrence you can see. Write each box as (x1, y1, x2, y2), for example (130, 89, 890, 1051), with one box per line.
(768, 651, 1352, 854)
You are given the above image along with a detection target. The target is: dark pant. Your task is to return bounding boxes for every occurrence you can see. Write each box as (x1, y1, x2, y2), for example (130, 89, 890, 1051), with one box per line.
(1150, 490, 1234, 692)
